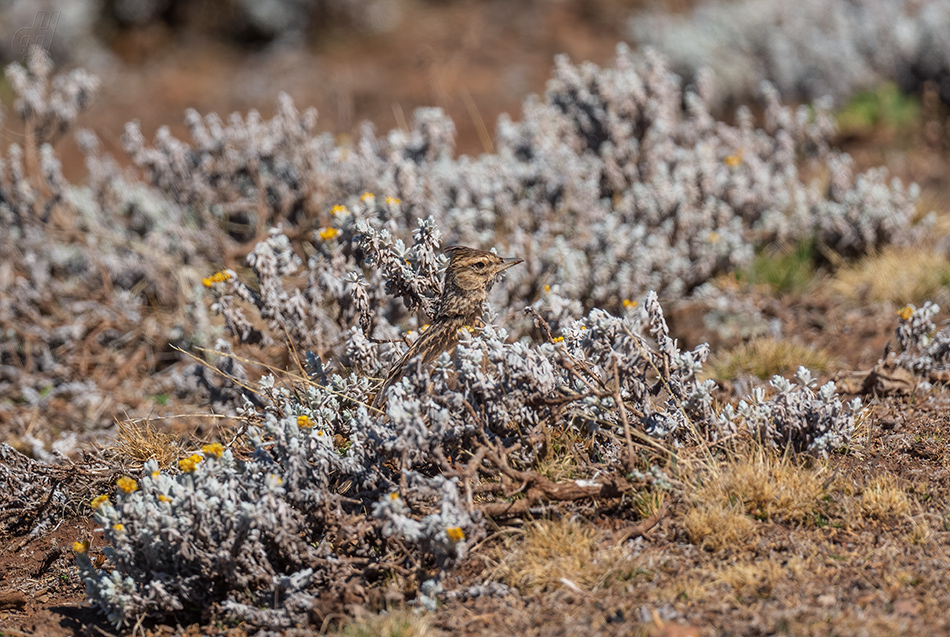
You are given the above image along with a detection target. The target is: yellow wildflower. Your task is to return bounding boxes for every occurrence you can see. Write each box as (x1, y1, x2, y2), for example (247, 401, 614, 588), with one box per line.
(116, 477, 138, 494)
(202, 271, 231, 287)
(319, 227, 340, 241)
(151, 470, 161, 479)
(385, 195, 401, 205)
(708, 231, 721, 244)
(112, 523, 125, 533)
(360, 192, 375, 202)
(330, 204, 348, 215)
(297, 415, 312, 428)
(420, 324, 430, 332)
(90, 495, 110, 510)
(446, 527, 466, 542)
(898, 305, 915, 321)
(178, 454, 203, 473)
(544, 284, 551, 293)
(552, 336, 565, 343)
(622, 299, 637, 309)
(390, 492, 399, 500)
(202, 442, 225, 458)
(158, 494, 172, 503)
(73, 540, 89, 554)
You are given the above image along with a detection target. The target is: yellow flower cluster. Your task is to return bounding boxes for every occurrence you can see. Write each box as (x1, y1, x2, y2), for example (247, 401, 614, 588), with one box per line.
(360, 191, 375, 202)
(73, 540, 89, 554)
(319, 227, 340, 241)
(178, 453, 204, 473)
(622, 299, 637, 308)
(116, 477, 138, 494)
(552, 336, 565, 343)
(446, 526, 465, 542)
(385, 195, 401, 205)
(202, 442, 225, 458)
(90, 494, 110, 509)
(897, 305, 915, 321)
(112, 523, 125, 533)
(723, 150, 743, 166)
(330, 204, 348, 215)
(201, 270, 231, 288)
(158, 494, 172, 503)
(297, 414, 312, 428)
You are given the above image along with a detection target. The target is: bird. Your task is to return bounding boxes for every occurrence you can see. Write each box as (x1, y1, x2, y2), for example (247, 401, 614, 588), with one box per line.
(372, 246, 523, 409)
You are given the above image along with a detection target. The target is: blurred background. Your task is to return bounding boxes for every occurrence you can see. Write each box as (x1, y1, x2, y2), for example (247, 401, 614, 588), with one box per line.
(4, 0, 950, 187)
(0, 0, 647, 176)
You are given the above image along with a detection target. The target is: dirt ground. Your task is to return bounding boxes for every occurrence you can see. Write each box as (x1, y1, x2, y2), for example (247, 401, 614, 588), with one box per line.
(4, 1, 950, 635)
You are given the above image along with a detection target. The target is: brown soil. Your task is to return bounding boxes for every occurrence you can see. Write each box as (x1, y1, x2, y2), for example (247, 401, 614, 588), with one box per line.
(0, 517, 100, 636)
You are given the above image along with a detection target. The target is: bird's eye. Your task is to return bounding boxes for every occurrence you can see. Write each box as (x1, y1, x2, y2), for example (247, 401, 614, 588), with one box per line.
(473, 261, 487, 270)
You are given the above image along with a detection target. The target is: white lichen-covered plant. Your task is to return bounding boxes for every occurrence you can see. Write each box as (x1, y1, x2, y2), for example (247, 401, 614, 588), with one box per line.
(66, 40, 889, 628)
(632, 0, 950, 107)
(77, 222, 863, 628)
(1, 40, 921, 449)
(123, 43, 921, 328)
(894, 301, 950, 377)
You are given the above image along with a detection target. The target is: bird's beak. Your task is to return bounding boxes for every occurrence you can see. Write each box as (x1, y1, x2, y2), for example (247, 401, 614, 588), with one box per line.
(497, 257, 524, 272)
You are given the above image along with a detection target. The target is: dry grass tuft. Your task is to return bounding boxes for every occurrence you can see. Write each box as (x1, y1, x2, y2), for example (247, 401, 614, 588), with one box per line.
(861, 475, 911, 520)
(906, 518, 933, 545)
(682, 501, 757, 551)
(681, 445, 830, 550)
(716, 557, 784, 599)
(488, 518, 635, 592)
(694, 447, 828, 523)
(330, 610, 434, 637)
(830, 247, 950, 306)
(706, 337, 836, 380)
(112, 418, 183, 468)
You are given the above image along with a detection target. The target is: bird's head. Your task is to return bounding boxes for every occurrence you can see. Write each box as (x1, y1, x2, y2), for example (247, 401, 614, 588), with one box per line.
(442, 246, 522, 293)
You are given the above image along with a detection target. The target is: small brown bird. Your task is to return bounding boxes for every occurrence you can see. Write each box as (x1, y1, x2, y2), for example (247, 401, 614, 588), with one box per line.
(372, 246, 523, 408)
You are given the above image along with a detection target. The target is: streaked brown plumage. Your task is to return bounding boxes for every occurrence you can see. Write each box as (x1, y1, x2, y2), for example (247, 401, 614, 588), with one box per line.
(372, 246, 523, 408)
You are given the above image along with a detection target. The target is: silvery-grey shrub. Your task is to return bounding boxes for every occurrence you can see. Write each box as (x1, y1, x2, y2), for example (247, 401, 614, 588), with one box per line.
(631, 0, 950, 106)
(80, 231, 863, 626)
